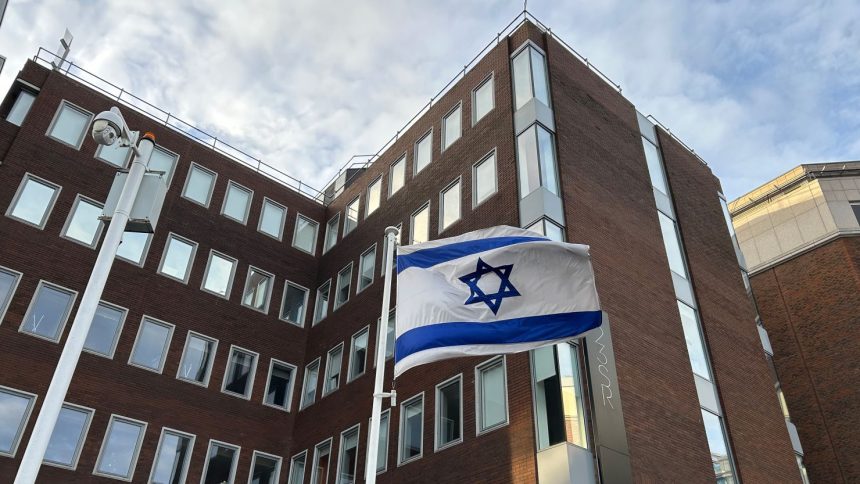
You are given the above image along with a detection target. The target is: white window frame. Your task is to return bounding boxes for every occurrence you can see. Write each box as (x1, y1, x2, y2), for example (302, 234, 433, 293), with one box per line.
(409, 202, 431, 245)
(128, 316, 175, 374)
(19, 280, 78, 343)
(0, 265, 23, 324)
(397, 392, 425, 466)
(388, 153, 407, 198)
(322, 343, 344, 397)
(5, 172, 62, 230)
(441, 102, 462, 152)
(334, 263, 353, 311)
(201, 439, 240, 484)
(367, 409, 390, 475)
(413, 129, 433, 175)
(82, 300, 128, 360)
(175, 330, 219, 387)
(115, 232, 154, 268)
(263, 358, 298, 412)
(180, 162, 218, 208)
(92, 414, 147, 482)
(258, 197, 288, 241)
(147, 427, 196, 484)
(60, 194, 105, 249)
(221, 344, 259, 400)
(366, 175, 383, 218)
(439, 177, 462, 233)
(241, 266, 275, 314)
(310, 438, 333, 484)
(313, 279, 331, 325)
(347, 325, 370, 383)
(279, 280, 310, 327)
(475, 355, 510, 435)
(323, 213, 341, 254)
(6, 88, 36, 127)
(292, 213, 319, 255)
(156, 233, 199, 284)
(335, 423, 361, 484)
(374, 307, 396, 366)
(0, 385, 37, 458)
(95, 142, 133, 168)
(511, 41, 551, 110)
(149, 145, 180, 186)
(472, 73, 495, 126)
(200, 249, 238, 299)
(288, 450, 307, 484)
(299, 357, 321, 409)
(220, 180, 254, 225)
(357, 244, 376, 293)
(435, 374, 464, 451)
(472, 148, 498, 208)
(344, 196, 360, 236)
(46, 100, 92, 149)
(43, 402, 94, 470)
(249, 450, 283, 484)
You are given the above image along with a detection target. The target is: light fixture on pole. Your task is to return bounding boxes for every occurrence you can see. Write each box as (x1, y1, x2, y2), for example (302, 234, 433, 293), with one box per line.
(14, 107, 166, 484)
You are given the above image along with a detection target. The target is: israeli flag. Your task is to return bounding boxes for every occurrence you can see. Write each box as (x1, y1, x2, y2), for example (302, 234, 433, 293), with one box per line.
(394, 225, 601, 377)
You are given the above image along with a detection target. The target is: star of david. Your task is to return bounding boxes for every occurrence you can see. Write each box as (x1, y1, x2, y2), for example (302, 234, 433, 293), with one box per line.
(458, 257, 521, 315)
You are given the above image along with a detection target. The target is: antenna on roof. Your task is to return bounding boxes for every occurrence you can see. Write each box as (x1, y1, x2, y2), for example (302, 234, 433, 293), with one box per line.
(51, 28, 73, 70)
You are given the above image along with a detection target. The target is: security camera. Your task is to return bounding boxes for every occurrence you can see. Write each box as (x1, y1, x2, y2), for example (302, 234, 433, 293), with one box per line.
(91, 107, 132, 147)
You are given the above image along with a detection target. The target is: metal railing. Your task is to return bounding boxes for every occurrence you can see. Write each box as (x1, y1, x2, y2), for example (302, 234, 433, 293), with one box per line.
(646, 114, 708, 167)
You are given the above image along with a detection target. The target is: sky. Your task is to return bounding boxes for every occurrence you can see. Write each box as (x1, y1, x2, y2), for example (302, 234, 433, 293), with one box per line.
(0, 0, 857, 200)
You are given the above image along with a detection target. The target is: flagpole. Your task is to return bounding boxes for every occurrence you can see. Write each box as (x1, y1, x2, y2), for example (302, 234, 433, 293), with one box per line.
(366, 226, 399, 483)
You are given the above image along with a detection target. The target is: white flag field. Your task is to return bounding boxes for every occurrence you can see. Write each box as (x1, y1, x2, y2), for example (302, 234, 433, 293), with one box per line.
(393, 225, 602, 377)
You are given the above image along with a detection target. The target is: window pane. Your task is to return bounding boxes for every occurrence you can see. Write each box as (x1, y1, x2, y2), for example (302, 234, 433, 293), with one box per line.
(22, 283, 74, 341)
(148, 147, 178, 185)
(480, 361, 507, 430)
(324, 215, 339, 252)
(178, 334, 216, 384)
(44, 405, 90, 467)
(400, 398, 423, 461)
(390, 156, 405, 196)
(558, 344, 588, 448)
(851, 202, 860, 225)
(474, 77, 494, 123)
(536, 126, 558, 195)
(441, 181, 461, 231)
(474, 153, 497, 205)
(415, 132, 432, 173)
(96, 418, 144, 478)
(260, 200, 286, 239)
(530, 48, 550, 106)
(203, 443, 237, 484)
(293, 216, 318, 253)
(367, 178, 382, 216)
(97, 142, 131, 168)
(159, 235, 196, 282)
(658, 212, 688, 278)
(545, 220, 564, 242)
(512, 48, 533, 110)
(83, 302, 125, 357)
(324, 347, 343, 394)
(116, 231, 151, 265)
(701, 410, 735, 483)
(202, 252, 236, 297)
(410, 205, 429, 245)
(677, 302, 712, 380)
(516, 126, 541, 198)
(375, 412, 389, 472)
(349, 329, 368, 380)
(345, 198, 360, 235)
(223, 183, 251, 223)
(10, 176, 58, 227)
(224, 348, 256, 397)
(281, 283, 308, 325)
(338, 428, 359, 484)
(314, 282, 330, 323)
(151, 431, 192, 484)
(437, 380, 461, 447)
(243, 268, 273, 312)
(335, 266, 352, 309)
(6, 91, 35, 126)
(377, 310, 396, 360)
(358, 248, 375, 291)
(312, 441, 331, 484)
(48, 103, 89, 147)
(289, 454, 306, 484)
(443, 106, 461, 150)
(642, 138, 669, 195)
(0, 269, 21, 319)
(64, 197, 103, 246)
(266, 363, 294, 409)
(183, 165, 216, 205)
(302, 361, 320, 407)
(252, 454, 281, 484)
(130, 319, 172, 371)
(0, 388, 34, 455)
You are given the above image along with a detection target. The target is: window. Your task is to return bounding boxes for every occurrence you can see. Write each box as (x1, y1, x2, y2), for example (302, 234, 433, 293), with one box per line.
(380, 224, 402, 276)
(701, 410, 736, 483)
(280, 281, 309, 327)
(6, 173, 61, 229)
(259, 198, 287, 240)
(366, 177, 382, 217)
(439, 179, 461, 232)
(389, 155, 406, 197)
(336, 425, 359, 484)
(149, 428, 194, 484)
(6, 90, 35, 126)
(358, 245, 376, 292)
(129, 317, 174, 373)
(476, 356, 508, 433)
(658, 212, 688, 278)
(442, 103, 462, 151)
(348, 327, 369, 382)
(531, 344, 589, 450)
(473, 151, 497, 206)
(222, 345, 258, 399)
(414, 130, 433, 174)
(324, 214, 340, 253)
(157, 233, 198, 284)
(149, 146, 179, 185)
(20, 281, 77, 342)
(334, 264, 352, 310)
(376, 309, 396, 362)
(310, 439, 332, 484)
(850, 201, 860, 225)
(201, 250, 237, 299)
(410, 203, 430, 245)
(525, 217, 565, 242)
(292, 214, 319, 254)
(94, 415, 147, 480)
(313, 280, 331, 324)
(367, 410, 390, 474)
(288, 451, 307, 484)
(512, 45, 550, 110)
(181, 163, 217, 207)
(398, 393, 424, 464)
(264, 359, 297, 411)
(0, 266, 23, 324)
(47, 101, 91, 148)
(61, 195, 104, 248)
(516, 123, 558, 198)
(677, 302, 712, 380)
(472, 74, 494, 125)
(642, 138, 669, 195)
(44, 403, 93, 469)
(221, 181, 253, 224)
(96, 142, 132, 168)
(0, 386, 36, 457)
(116, 231, 152, 267)
(323, 344, 344, 396)
(242, 267, 274, 313)
(300, 358, 321, 409)
(202, 440, 239, 484)
(435, 376, 463, 450)
(177, 331, 218, 386)
(344, 197, 360, 235)
(250, 451, 282, 484)
(83, 301, 127, 359)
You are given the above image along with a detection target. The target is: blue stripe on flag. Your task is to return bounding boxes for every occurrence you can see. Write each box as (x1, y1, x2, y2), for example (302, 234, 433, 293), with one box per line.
(394, 311, 602, 363)
(396, 236, 547, 273)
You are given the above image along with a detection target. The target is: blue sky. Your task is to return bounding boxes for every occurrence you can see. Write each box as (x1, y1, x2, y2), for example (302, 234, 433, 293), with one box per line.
(0, 0, 857, 200)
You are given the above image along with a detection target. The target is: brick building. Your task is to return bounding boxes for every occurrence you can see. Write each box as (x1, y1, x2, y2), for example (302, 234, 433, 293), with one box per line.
(730, 162, 860, 483)
(0, 15, 803, 483)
